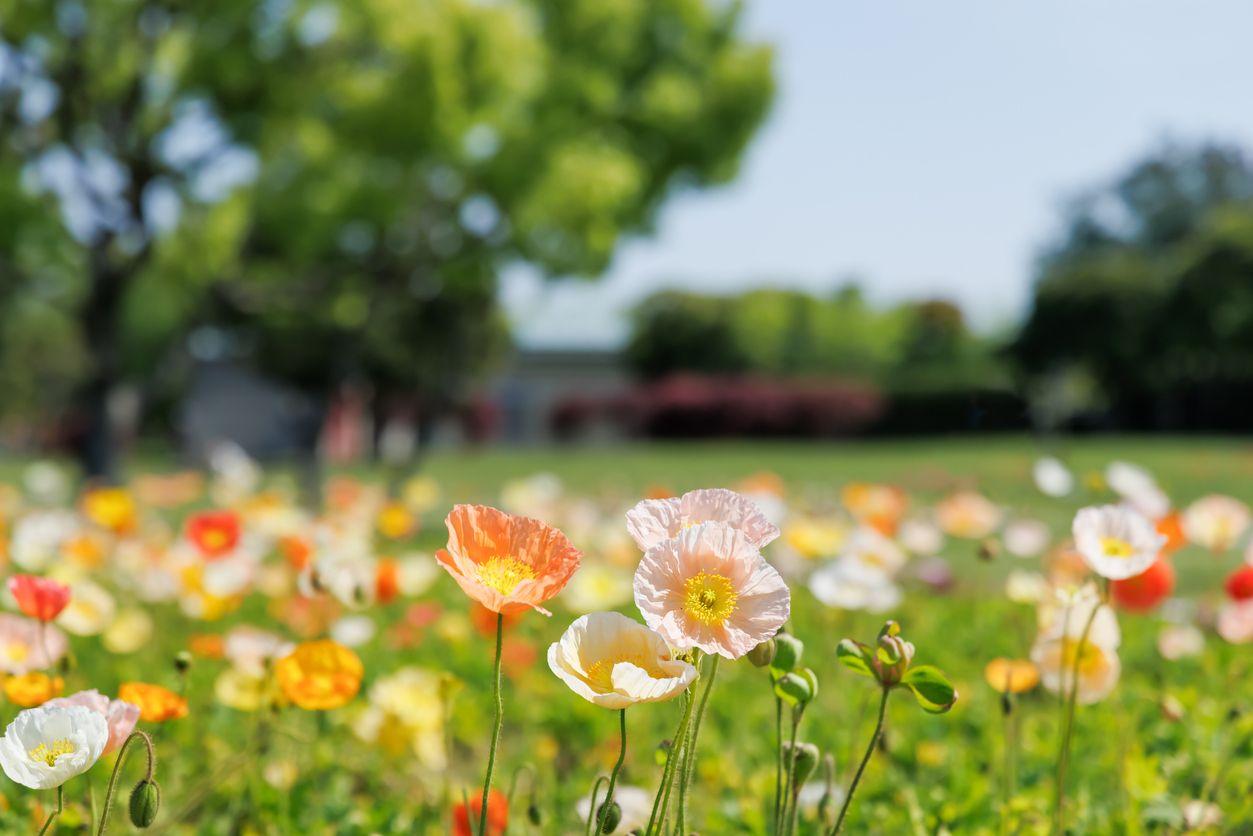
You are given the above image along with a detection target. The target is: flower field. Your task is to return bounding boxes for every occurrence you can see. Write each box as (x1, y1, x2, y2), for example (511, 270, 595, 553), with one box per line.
(0, 437, 1250, 834)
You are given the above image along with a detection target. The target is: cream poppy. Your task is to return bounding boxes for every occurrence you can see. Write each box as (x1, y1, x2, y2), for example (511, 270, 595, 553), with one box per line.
(633, 522, 790, 659)
(1030, 631, 1121, 705)
(626, 488, 780, 552)
(1072, 505, 1165, 580)
(548, 612, 696, 709)
(935, 491, 1002, 539)
(1181, 494, 1250, 552)
(0, 704, 108, 789)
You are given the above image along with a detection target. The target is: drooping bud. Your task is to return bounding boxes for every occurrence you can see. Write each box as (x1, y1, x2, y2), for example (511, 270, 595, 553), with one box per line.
(129, 779, 161, 828)
(174, 651, 192, 675)
(747, 638, 776, 668)
(789, 742, 820, 786)
(528, 802, 543, 827)
(774, 672, 814, 705)
(597, 800, 622, 833)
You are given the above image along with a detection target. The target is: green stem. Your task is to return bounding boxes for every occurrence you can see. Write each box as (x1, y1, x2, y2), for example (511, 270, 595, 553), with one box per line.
(478, 612, 506, 836)
(645, 686, 697, 836)
(1052, 597, 1102, 835)
(676, 655, 720, 835)
(783, 705, 805, 836)
(595, 710, 628, 834)
(772, 691, 784, 834)
(585, 776, 609, 836)
(830, 687, 889, 835)
(97, 730, 156, 836)
(37, 785, 63, 836)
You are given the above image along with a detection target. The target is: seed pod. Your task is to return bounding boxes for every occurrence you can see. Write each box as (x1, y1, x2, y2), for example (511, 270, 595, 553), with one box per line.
(129, 779, 161, 828)
(774, 672, 813, 705)
(772, 633, 804, 673)
(790, 742, 820, 786)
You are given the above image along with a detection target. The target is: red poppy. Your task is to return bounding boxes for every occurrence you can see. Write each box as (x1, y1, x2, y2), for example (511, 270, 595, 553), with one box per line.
(186, 510, 241, 559)
(1111, 557, 1175, 613)
(453, 790, 508, 836)
(8, 575, 71, 622)
(1225, 565, 1253, 601)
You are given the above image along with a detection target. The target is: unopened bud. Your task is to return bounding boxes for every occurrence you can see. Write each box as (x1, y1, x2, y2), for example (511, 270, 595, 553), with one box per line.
(747, 638, 776, 668)
(129, 779, 161, 828)
(597, 800, 621, 833)
(789, 742, 820, 786)
(772, 633, 804, 673)
(774, 672, 814, 705)
(174, 651, 192, 674)
(527, 802, 542, 826)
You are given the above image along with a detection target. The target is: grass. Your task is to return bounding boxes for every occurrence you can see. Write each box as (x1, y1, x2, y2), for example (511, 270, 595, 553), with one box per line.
(0, 435, 1250, 833)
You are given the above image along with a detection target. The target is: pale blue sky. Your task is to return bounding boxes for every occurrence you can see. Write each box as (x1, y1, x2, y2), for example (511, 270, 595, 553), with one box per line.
(505, 0, 1253, 349)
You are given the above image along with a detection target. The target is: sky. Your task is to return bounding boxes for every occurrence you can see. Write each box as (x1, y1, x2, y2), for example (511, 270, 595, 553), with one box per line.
(504, 0, 1253, 349)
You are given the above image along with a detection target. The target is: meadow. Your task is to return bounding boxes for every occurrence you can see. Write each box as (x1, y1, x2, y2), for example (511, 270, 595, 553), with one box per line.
(0, 436, 1249, 834)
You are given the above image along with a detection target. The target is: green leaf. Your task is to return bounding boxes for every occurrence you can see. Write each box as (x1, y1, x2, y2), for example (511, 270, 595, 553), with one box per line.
(901, 665, 957, 714)
(836, 640, 874, 678)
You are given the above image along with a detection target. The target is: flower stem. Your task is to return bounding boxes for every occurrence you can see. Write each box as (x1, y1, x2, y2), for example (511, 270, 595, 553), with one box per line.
(830, 687, 889, 835)
(585, 776, 609, 836)
(37, 785, 63, 836)
(478, 611, 506, 836)
(645, 685, 697, 836)
(772, 690, 784, 834)
(97, 730, 156, 836)
(1052, 597, 1102, 834)
(676, 654, 719, 835)
(595, 709, 628, 834)
(783, 705, 805, 836)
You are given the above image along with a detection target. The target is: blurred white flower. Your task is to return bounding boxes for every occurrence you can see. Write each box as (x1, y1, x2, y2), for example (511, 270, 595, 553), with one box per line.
(330, 615, 376, 648)
(57, 580, 116, 637)
(575, 785, 652, 835)
(1072, 505, 1164, 580)
(9, 511, 78, 572)
(1105, 461, 1170, 519)
(1182, 494, 1250, 552)
(1217, 600, 1253, 644)
(809, 559, 901, 613)
(1003, 519, 1051, 558)
(1156, 623, 1204, 660)
(898, 518, 943, 556)
(1006, 570, 1050, 605)
(1033, 456, 1074, 498)
(22, 462, 71, 505)
(935, 491, 1002, 539)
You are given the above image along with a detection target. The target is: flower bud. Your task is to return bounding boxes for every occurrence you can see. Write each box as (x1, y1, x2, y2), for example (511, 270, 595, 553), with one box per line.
(747, 638, 776, 668)
(772, 633, 804, 673)
(788, 742, 820, 786)
(597, 800, 622, 833)
(174, 651, 193, 674)
(774, 672, 813, 705)
(129, 779, 161, 828)
(527, 802, 543, 827)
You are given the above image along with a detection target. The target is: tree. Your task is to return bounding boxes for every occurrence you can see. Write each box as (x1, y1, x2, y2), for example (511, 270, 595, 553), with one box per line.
(0, 0, 775, 475)
(1013, 142, 1253, 428)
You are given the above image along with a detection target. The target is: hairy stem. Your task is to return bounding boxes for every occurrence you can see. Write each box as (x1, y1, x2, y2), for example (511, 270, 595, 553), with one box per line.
(831, 687, 889, 835)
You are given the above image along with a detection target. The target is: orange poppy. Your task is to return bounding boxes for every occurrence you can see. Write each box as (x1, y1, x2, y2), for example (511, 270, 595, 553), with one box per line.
(119, 682, 189, 722)
(274, 640, 363, 710)
(4, 672, 64, 707)
(8, 575, 71, 622)
(1156, 512, 1186, 555)
(436, 505, 581, 616)
(983, 658, 1039, 694)
(453, 790, 508, 836)
(375, 558, 400, 605)
(186, 510, 241, 559)
(189, 633, 226, 659)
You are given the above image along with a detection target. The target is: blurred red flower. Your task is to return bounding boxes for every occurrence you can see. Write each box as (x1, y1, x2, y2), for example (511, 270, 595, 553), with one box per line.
(8, 575, 71, 622)
(452, 789, 508, 836)
(186, 510, 241, 559)
(1111, 557, 1175, 613)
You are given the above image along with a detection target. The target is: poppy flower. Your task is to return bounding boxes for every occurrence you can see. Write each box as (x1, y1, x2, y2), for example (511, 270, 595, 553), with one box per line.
(4, 673, 64, 707)
(1225, 565, 1253, 601)
(1182, 495, 1249, 552)
(548, 612, 696, 709)
(634, 521, 790, 659)
(436, 505, 581, 616)
(453, 789, 508, 836)
(274, 639, 363, 710)
(1111, 558, 1175, 612)
(1072, 505, 1165, 580)
(626, 488, 780, 552)
(935, 491, 1003, 539)
(375, 558, 400, 605)
(118, 682, 189, 722)
(186, 510, 241, 559)
(8, 575, 71, 622)
(44, 690, 139, 755)
(0, 704, 107, 789)
(983, 658, 1039, 694)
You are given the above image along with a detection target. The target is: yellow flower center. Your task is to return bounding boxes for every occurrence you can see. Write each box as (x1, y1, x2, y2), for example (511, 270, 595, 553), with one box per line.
(583, 654, 664, 693)
(5, 642, 28, 663)
(682, 572, 738, 626)
(28, 739, 75, 767)
(477, 556, 536, 595)
(1099, 537, 1133, 558)
(1060, 638, 1106, 676)
(202, 529, 229, 551)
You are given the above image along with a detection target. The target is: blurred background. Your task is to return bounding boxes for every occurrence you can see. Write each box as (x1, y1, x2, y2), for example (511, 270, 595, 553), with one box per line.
(3, 0, 1253, 482)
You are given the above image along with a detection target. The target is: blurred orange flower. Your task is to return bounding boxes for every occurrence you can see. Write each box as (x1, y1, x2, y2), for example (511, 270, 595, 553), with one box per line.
(453, 789, 508, 836)
(4, 672, 64, 706)
(1156, 512, 1185, 555)
(279, 535, 313, 571)
(375, 558, 400, 605)
(983, 658, 1040, 694)
(8, 575, 71, 622)
(186, 510, 241, 559)
(275, 639, 363, 710)
(436, 504, 581, 616)
(120, 682, 189, 722)
(189, 634, 226, 659)
(82, 487, 137, 534)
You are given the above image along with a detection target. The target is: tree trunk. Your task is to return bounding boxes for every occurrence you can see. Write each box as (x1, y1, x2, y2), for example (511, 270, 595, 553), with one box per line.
(77, 252, 127, 483)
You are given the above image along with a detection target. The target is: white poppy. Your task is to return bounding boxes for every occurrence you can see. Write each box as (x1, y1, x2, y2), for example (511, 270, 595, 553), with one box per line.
(0, 704, 108, 789)
(1181, 495, 1250, 552)
(1105, 461, 1170, 519)
(898, 518, 944, 556)
(839, 526, 907, 576)
(1003, 519, 1051, 558)
(1072, 505, 1165, 580)
(575, 785, 652, 835)
(809, 558, 902, 613)
(548, 612, 697, 709)
(1156, 624, 1204, 660)
(1033, 457, 1074, 498)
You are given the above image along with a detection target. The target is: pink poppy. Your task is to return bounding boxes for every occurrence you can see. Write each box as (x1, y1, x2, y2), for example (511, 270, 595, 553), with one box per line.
(625, 488, 780, 552)
(45, 689, 140, 754)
